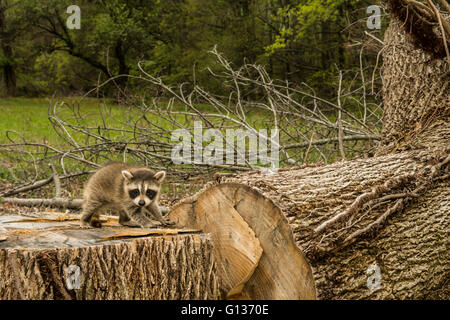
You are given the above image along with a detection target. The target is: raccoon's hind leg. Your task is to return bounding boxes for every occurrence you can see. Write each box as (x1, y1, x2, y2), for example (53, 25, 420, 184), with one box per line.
(118, 209, 141, 228)
(80, 200, 104, 228)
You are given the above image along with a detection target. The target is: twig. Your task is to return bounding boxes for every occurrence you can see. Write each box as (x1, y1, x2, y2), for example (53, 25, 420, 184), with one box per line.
(0, 171, 93, 198)
(283, 135, 379, 150)
(337, 71, 346, 161)
(314, 174, 412, 233)
(426, 0, 450, 66)
(303, 133, 315, 164)
(49, 164, 61, 198)
(364, 31, 384, 45)
(342, 199, 405, 246)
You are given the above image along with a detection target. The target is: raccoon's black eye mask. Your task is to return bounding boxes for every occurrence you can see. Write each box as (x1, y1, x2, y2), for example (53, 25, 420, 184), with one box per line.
(146, 189, 156, 199)
(129, 189, 140, 198)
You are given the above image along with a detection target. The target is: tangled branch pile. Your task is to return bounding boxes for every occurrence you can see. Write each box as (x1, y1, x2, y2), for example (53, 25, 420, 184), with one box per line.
(1, 48, 381, 195)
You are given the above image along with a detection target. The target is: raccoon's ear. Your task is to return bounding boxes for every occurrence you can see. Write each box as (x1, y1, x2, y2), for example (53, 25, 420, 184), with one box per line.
(154, 171, 166, 183)
(121, 170, 133, 181)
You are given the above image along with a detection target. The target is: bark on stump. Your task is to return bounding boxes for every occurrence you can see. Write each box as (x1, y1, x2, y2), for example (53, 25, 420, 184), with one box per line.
(0, 214, 218, 299)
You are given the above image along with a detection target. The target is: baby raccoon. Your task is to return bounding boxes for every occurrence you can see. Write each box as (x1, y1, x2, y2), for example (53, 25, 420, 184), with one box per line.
(80, 162, 175, 228)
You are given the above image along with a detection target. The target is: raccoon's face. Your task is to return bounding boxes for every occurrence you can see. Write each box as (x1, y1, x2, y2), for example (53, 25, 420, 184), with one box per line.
(121, 169, 166, 208)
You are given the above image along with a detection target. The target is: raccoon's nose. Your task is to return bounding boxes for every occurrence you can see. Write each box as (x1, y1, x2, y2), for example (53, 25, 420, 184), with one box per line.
(138, 200, 146, 206)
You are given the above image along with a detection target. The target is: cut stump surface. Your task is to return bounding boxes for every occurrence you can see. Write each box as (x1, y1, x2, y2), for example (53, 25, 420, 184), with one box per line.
(0, 213, 217, 300)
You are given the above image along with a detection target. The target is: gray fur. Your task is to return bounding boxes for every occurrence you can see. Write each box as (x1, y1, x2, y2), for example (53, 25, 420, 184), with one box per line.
(80, 162, 175, 228)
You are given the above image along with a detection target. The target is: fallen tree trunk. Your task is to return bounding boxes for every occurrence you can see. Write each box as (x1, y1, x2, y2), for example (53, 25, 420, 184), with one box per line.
(165, 10, 450, 300)
(0, 213, 217, 299)
(168, 183, 316, 300)
(167, 124, 449, 299)
(168, 185, 263, 298)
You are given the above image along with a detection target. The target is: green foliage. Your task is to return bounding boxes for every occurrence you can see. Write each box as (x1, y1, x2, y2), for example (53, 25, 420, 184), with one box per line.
(0, 0, 384, 98)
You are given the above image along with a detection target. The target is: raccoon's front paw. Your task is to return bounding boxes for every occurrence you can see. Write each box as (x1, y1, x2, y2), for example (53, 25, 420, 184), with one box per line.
(161, 219, 176, 226)
(80, 220, 92, 228)
(120, 220, 142, 228)
(80, 219, 102, 228)
(142, 221, 159, 228)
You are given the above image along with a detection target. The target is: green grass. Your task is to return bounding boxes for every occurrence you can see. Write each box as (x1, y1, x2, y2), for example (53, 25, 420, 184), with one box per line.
(0, 97, 54, 144)
(0, 97, 293, 146)
(0, 97, 123, 145)
(0, 97, 274, 169)
(0, 97, 128, 181)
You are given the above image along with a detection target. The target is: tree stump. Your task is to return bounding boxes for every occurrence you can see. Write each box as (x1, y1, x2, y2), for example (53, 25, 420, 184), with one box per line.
(0, 213, 218, 300)
(168, 184, 317, 300)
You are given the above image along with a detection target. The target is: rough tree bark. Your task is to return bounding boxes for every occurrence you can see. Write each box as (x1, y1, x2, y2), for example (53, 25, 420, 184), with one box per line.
(167, 12, 450, 299)
(378, 12, 449, 153)
(0, 214, 218, 299)
(210, 128, 449, 299)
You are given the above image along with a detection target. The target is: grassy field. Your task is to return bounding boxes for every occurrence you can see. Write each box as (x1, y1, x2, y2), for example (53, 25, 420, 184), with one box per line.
(0, 97, 135, 145)
(0, 97, 276, 176)
(0, 97, 273, 144)
(0, 97, 279, 197)
(0, 97, 56, 143)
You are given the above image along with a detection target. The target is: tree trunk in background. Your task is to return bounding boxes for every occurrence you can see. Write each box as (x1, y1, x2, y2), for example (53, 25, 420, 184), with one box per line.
(1, 45, 16, 96)
(0, 0, 16, 97)
(378, 17, 449, 153)
(114, 39, 130, 88)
